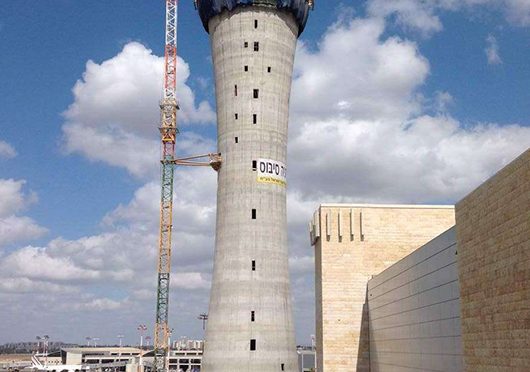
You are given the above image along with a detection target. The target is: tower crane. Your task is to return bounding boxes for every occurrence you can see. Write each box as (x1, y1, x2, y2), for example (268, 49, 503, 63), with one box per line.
(153, 2, 221, 372)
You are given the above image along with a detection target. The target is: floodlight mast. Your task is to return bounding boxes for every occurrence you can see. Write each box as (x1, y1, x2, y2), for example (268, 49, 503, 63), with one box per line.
(153, 1, 178, 372)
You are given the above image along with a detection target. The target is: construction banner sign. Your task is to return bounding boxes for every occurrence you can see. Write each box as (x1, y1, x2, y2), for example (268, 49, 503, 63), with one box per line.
(257, 158, 287, 187)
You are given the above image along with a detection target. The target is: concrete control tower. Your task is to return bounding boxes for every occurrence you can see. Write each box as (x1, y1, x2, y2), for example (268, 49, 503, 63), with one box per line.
(196, 1, 312, 371)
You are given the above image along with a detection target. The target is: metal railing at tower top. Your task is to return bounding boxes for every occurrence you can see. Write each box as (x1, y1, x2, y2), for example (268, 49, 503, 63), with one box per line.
(194, 0, 315, 35)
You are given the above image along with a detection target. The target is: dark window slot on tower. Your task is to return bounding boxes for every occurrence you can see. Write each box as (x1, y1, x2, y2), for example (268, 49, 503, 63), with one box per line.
(254, 42, 259, 51)
(244, 41, 248, 48)
(253, 114, 257, 124)
(235, 113, 239, 120)
(250, 339, 256, 351)
(234, 85, 238, 96)
(281, 364, 285, 371)
(244, 65, 248, 72)
(252, 160, 257, 171)
(252, 209, 256, 219)
(252, 260, 256, 271)
(268, 66, 272, 73)
(251, 311, 255, 321)
(235, 137, 239, 144)
(253, 89, 259, 99)
(254, 20, 258, 29)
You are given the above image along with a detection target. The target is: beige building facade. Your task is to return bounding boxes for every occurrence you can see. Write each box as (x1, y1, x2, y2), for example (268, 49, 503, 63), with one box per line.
(311, 149, 530, 372)
(310, 204, 456, 371)
(456, 149, 530, 371)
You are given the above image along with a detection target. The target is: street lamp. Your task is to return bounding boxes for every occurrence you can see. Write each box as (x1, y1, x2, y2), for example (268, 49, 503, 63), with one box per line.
(36, 336, 42, 354)
(117, 335, 124, 359)
(44, 335, 49, 366)
(137, 325, 147, 367)
(197, 313, 208, 331)
(92, 337, 100, 347)
(86, 337, 92, 347)
(166, 328, 174, 372)
(137, 325, 147, 349)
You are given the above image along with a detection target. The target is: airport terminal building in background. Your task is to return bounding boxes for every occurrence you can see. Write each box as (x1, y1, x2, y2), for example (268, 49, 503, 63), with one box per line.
(310, 149, 530, 371)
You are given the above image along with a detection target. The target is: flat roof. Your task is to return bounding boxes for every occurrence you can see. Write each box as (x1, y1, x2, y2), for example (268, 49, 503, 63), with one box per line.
(319, 203, 454, 209)
(62, 347, 142, 353)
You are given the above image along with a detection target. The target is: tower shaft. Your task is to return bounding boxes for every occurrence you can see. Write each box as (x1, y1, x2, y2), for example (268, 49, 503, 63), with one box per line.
(202, 7, 300, 372)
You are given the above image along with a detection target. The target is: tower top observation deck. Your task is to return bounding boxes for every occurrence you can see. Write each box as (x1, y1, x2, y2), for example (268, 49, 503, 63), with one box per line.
(196, 0, 313, 36)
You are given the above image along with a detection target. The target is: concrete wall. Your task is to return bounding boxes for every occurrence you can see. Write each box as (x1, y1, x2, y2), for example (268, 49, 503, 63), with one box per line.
(456, 149, 530, 371)
(368, 227, 463, 372)
(311, 204, 456, 372)
(202, 7, 299, 372)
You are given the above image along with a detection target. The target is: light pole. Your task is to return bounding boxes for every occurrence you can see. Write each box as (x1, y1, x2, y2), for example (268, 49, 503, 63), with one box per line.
(166, 329, 174, 372)
(43, 335, 49, 367)
(86, 337, 92, 347)
(117, 335, 124, 360)
(36, 336, 41, 354)
(137, 325, 147, 367)
(92, 337, 99, 347)
(311, 334, 317, 372)
(197, 313, 208, 331)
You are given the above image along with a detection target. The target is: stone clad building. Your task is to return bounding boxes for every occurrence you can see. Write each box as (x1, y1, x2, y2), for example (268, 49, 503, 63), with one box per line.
(310, 149, 530, 372)
(456, 149, 530, 371)
(309, 205, 456, 371)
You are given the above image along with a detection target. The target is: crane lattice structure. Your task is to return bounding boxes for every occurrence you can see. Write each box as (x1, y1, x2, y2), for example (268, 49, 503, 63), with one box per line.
(153, 2, 221, 372)
(153, 1, 178, 371)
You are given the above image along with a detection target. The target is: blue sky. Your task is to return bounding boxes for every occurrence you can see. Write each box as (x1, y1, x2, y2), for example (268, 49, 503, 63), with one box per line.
(0, 0, 529, 345)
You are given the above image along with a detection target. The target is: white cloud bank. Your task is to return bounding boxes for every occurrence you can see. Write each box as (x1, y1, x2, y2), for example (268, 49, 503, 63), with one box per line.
(289, 17, 530, 204)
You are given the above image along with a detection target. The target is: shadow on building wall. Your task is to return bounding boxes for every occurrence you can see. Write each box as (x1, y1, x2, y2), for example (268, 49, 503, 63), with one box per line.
(356, 289, 370, 372)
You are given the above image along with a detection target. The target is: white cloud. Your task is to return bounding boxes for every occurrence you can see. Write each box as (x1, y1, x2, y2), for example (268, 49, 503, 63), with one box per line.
(0, 216, 48, 247)
(0, 179, 37, 217)
(367, 0, 530, 34)
(0, 277, 78, 294)
(0, 140, 16, 159)
(0, 246, 100, 281)
(70, 297, 125, 311)
(485, 34, 503, 64)
(292, 18, 429, 123)
(0, 179, 47, 247)
(289, 16, 530, 204)
(505, 0, 530, 26)
(62, 42, 216, 178)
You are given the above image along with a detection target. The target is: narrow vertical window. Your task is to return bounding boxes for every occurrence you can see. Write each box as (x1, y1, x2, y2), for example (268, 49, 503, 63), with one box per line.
(253, 89, 259, 99)
(244, 65, 249, 72)
(252, 260, 256, 271)
(254, 20, 258, 29)
(235, 113, 239, 120)
(244, 41, 248, 48)
(251, 311, 255, 321)
(252, 209, 256, 220)
(254, 42, 259, 51)
(281, 364, 285, 371)
(235, 137, 239, 144)
(253, 114, 257, 124)
(267, 66, 272, 73)
(252, 160, 257, 171)
(235, 85, 238, 96)
(250, 339, 256, 351)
